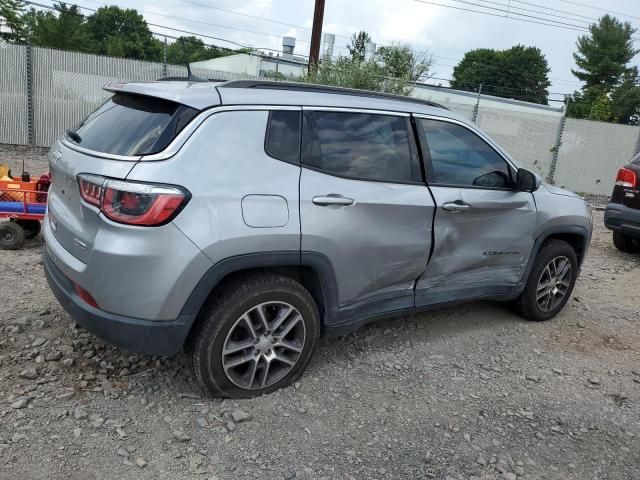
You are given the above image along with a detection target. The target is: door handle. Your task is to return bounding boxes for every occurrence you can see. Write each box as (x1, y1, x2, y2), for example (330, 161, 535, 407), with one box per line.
(442, 201, 471, 213)
(312, 195, 355, 207)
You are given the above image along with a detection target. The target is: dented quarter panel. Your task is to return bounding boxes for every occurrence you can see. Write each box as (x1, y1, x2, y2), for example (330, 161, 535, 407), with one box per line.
(125, 109, 302, 263)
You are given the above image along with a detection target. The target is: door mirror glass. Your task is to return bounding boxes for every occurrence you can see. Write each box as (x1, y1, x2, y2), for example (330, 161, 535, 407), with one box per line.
(473, 170, 510, 188)
(516, 168, 539, 192)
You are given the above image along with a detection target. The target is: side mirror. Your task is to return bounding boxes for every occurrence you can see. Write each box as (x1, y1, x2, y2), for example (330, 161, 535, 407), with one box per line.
(516, 168, 540, 192)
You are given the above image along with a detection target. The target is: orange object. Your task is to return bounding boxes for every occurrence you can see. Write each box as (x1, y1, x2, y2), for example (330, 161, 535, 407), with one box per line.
(0, 177, 39, 203)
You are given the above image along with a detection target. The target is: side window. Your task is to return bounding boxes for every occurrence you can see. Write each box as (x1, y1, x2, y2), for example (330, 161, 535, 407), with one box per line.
(265, 110, 301, 164)
(302, 111, 417, 183)
(420, 119, 512, 188)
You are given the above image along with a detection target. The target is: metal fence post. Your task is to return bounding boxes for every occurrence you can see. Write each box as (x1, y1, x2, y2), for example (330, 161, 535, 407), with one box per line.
(26, 44, 34, 146)
(162, 37, 168, 77)
(548, 103, 568, 185)
(472, 83, 483, 124)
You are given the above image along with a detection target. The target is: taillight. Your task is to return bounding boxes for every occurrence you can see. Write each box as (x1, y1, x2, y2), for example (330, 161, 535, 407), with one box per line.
(78, 174, 104, 207)
(615, 167, 637, 188)
(77, 174, 189, 226)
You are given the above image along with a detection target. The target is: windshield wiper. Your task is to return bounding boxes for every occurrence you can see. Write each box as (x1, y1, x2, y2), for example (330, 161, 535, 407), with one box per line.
(66, 128, 82, 144)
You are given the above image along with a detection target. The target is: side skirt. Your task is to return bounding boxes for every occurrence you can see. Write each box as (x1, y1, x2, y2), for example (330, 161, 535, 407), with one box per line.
(324, 285, 518, 338)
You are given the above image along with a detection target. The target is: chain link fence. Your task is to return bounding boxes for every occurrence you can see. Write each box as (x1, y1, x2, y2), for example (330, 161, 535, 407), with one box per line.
(1, 43, 640, 207)
(552, 118, 640, 205)
(0, 44, 29, 145)
(475, 107, 562, 179)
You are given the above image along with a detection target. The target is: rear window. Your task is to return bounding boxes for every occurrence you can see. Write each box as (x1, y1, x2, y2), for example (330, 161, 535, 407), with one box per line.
(71, 93, 198, 156)
(633, 154, 640, 165)
(302, 111, 416, 183)
(265, 110, 301, 164)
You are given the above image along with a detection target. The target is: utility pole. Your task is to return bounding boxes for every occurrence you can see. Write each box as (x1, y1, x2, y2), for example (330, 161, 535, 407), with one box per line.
(308, 0, 325, 72)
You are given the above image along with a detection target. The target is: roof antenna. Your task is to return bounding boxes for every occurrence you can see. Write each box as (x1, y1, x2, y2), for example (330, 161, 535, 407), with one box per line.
(180, 38, 207, 83)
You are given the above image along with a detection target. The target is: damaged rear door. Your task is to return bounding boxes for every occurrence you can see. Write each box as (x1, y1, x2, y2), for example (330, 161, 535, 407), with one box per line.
(299, 108, 434, 322)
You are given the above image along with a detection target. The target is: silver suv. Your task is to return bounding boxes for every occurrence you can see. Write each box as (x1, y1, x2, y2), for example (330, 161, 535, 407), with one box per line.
(44, 80, 593, 398)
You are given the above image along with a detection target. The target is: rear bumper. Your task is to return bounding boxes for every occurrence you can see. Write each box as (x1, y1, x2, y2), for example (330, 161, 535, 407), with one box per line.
(604, 203, 640, 238)
(44, 248, 194, 356)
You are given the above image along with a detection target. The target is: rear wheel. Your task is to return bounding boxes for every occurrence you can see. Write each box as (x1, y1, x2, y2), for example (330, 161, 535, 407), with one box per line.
(612, 232, 640, 254)
(514, 239, 578, 322)
(0, 221, 25, 250)
(14, 219, 41, 240)
(188, 273, 320, 398)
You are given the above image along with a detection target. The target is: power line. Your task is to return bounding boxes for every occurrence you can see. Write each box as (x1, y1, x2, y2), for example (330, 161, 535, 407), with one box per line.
(557, 0, 640, 22)
(178, 0, 352, 42)
(508, 0, 599, 22)
(25, 0, 588, 91)
(419, 0, 592, 30)
(472, 0, 592, 25)
(410, 0, 640, 39)
(78, 0, 354, 55)
(26, 0, 303, 55)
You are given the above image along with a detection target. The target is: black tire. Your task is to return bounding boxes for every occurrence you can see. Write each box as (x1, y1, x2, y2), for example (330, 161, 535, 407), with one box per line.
(14, 219, 41, 240)
(188, 273, 321, 398)
(612, 232, 640, 254)
(0, 221, 25, 250)
(514, 239, 578, 322)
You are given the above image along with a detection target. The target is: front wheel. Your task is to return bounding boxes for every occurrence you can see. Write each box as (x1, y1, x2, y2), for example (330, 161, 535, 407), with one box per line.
(514, 239, 578, 322)
(188, 273, 320, 398)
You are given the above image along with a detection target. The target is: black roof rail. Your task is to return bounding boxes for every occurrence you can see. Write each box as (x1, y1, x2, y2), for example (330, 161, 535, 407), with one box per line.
(219, 80, 449, 110)
(157, 76, 191, 82)
(156, 76, 229, 82)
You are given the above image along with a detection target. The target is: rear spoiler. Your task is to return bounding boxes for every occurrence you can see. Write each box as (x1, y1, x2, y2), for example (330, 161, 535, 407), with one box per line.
(103, 82, 221, 110)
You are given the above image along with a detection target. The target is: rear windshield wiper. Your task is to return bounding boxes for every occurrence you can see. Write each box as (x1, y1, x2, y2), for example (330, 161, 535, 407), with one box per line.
(66, 128, 82, 144)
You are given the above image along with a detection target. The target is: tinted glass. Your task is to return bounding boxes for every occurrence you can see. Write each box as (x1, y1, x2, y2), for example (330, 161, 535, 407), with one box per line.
(265, 110, 300, 164)
(632, 153, 640, 165)
(73, 93, 198, 156)
(304, 111, 413, 182)
(420, 119, 512, 188)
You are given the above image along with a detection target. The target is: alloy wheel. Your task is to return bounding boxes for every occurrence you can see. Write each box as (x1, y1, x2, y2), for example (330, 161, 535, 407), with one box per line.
(222, 301, 306, 390)
(536, 256, 572, 312)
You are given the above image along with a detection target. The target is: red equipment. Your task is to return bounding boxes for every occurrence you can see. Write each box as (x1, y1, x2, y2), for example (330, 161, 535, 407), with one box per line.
(0, 174, 50, 250)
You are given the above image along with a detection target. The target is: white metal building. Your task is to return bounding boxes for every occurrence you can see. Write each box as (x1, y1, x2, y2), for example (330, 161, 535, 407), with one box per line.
(191, 37, 307, 78)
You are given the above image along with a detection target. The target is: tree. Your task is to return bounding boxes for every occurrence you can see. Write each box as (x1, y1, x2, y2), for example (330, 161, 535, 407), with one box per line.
(588, 93, 613, 122)
(85, 6, 162, 61)
(572, 14, 638, 92)
(450, 45, 551, 104)
(304, 32, 433, 95)
(165, 36, 234, 65)
(376, 44, 431, 82)
(567, 15, 640, 124)
(24, 3, 91, 51)
(0, 0, 27, 42)
(303, 55, 410, 95)
(347, 30, 371, 62)
(610, 70, 640, 125)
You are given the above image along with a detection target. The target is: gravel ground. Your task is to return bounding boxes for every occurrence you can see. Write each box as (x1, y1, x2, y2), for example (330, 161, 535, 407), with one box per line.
(1, 144, 640, 480)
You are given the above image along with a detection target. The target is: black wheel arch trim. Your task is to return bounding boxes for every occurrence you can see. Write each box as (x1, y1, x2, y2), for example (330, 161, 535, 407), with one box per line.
(179, 250, 339, 319)
(515, 225, 591, 295)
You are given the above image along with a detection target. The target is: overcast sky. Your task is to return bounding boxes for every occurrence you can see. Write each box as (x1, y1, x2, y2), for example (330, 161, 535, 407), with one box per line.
(80, 0, 640, 104)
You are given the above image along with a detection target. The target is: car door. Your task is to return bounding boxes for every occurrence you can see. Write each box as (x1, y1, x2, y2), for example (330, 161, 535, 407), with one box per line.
(414, 116, 537, 305)
(299, 108, 434, 324)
